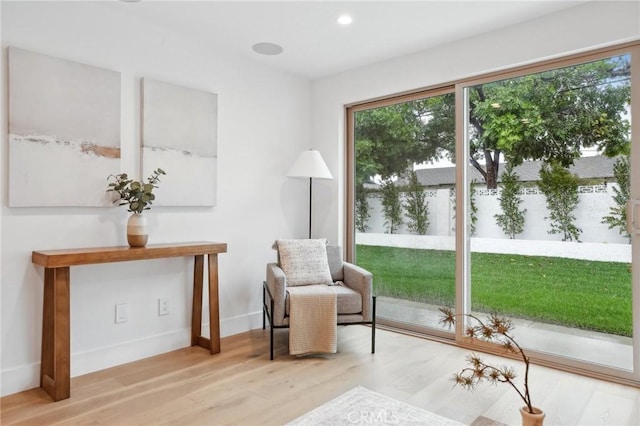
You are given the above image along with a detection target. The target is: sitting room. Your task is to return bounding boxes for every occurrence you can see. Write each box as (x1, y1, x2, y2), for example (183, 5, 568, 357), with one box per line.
(1, 1, 640, 425)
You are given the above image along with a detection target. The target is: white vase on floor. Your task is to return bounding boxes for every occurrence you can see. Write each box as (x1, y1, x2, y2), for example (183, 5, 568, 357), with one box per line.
(127, 213, 148, 247)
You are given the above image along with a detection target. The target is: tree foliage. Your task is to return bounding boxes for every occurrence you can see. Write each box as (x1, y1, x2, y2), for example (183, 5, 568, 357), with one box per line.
(601, 155, 630, 238)
(355, 55, 630, 189)
(538, 162, 582, 242)
(380, 178, 403, 234)
(458, 56, 629, 188)
(403, 171, 429, 234)
(354, 96, 453, 185)
(494, 163, 526, 239)
(470, 183, 478, 237)
(355, 184, 371, 233)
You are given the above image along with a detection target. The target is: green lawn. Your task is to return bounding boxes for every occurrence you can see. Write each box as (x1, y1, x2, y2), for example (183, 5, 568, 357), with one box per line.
(356, 245, 632, 336)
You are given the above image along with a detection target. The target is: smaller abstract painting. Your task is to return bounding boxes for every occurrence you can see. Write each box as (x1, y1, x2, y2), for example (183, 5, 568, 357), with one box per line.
(8, 47, 121, 207)
(141, 78, 218, 206)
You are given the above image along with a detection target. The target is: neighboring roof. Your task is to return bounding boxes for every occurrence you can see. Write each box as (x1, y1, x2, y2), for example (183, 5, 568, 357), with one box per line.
(414, 155, 620, 187)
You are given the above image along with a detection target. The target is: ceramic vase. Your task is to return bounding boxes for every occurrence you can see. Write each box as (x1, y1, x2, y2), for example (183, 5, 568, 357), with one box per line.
(127, 213, 148, 247)
(520, 406, 545, 426)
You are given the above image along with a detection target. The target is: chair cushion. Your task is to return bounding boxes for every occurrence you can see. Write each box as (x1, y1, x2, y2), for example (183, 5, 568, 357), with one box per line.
(285, 284, 362, 316)
(275, 239, 333, 287)
(326, 245, 344, 281)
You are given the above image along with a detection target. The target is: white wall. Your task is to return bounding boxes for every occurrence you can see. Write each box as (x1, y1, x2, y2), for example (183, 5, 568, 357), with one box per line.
(310, 1, 640, 246)
(0, 2, 312, 396)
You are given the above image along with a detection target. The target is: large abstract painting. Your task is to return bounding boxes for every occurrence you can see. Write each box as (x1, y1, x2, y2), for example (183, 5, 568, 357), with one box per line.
(8, 47, 121, 207)
(141, 78, 217, 207)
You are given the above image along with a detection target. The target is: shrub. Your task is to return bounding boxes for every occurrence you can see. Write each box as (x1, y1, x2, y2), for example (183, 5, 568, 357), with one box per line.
(380, 178, 403, 234)
(602, 155, 630, 239)
(538, 161, 581, 241)
(403, 171, 429, 234)
(355, 184, 371, 233)
(495, 163, 526, 239)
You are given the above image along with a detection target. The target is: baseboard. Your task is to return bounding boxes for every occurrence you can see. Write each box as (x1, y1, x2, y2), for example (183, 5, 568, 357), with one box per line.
(70, 329, 192, 378)
(221, 310, 263, 336)
(0, 362, 41, 399)
(0, 312, 264, 397)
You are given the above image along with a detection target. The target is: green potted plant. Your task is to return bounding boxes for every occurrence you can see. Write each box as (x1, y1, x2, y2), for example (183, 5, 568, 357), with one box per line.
(107, 168, 166, 247)
(439, 306, 544, 426)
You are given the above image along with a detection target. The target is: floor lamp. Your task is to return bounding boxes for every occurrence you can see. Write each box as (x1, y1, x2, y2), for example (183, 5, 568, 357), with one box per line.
(287, 149, 333, 238)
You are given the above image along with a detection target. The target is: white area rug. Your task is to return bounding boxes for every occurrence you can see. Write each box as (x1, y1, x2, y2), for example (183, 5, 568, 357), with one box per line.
(287, 386, 464, 425)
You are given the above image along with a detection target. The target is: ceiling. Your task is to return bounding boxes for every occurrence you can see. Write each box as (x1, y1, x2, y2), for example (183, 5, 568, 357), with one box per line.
(108, 0, 589, 79)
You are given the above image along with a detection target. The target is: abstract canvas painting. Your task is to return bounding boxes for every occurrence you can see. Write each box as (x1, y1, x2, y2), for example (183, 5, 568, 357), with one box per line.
(8, 47, 121, 207)
(141, 78, 218, 206)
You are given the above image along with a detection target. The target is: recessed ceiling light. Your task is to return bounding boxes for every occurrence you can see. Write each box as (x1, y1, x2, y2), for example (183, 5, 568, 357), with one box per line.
(252, 43, 283, 56)
(337, 15, 353, 25)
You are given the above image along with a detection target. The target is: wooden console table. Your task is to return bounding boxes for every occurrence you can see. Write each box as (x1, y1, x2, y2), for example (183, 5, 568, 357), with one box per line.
(32, 241, 227, 402)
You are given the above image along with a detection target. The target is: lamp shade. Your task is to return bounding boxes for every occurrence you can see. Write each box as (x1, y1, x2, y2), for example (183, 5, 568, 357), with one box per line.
(287, 149, 333, 180)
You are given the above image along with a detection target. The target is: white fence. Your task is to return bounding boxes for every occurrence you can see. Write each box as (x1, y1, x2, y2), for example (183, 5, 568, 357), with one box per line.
(362, 184, 629, 245)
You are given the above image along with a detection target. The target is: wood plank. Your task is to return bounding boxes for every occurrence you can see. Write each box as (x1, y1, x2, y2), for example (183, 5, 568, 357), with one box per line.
(53, 266, 71, 401)
(32, 241, 226, 401)
(3, 327, 640, 426)
(32, 242, 227, 268)
(40, 269, 55, 386)
(207, 253, 220, 354)
(40, 267, 71, 402)
(191, 255, 204, 346)
(195, 336, 211, 350)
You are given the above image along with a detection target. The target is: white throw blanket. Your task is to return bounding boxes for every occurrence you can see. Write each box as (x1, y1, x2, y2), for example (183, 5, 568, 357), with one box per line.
(287, 285, 337, 355)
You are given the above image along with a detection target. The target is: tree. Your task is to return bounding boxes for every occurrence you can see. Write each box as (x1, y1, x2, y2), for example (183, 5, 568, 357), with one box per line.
(380, 178, 403, 234)
(358, 55, 631, 189)
(403, 171, 429, 234)
(602, 155, 630, 238)
(494, 163, 526, 239)
(538, 162, 582, 242)
(355, 104, 430, 232)
(355, 101, 441, 184)
(355, 184, 371, 233)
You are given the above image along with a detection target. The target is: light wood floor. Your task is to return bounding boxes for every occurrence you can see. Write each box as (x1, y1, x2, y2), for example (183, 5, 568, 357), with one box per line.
(2, 326, 639, 425)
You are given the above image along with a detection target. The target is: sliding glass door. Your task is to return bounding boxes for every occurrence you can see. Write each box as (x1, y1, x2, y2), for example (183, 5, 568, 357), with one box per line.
(459, 50, 635, 373)
(348, 89, 457, 335)
(347, 42, 640, 384)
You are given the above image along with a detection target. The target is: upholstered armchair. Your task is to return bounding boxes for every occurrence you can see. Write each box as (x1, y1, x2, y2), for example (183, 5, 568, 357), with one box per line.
(263, 240, 376, 360)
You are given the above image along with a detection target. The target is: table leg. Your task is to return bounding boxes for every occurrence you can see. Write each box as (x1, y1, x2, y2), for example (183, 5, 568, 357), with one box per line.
(40, 267, 70, 401)
(191, 255, 204, 347)
(208, 254, 220, 354)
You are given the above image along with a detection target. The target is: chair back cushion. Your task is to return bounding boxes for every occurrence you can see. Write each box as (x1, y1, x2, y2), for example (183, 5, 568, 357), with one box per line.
(275, 239, 333, 287)
(326, 245, 344, 281)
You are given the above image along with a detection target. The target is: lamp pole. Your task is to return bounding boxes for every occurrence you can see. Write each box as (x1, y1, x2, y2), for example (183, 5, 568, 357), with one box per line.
(308, 177, 313, 238)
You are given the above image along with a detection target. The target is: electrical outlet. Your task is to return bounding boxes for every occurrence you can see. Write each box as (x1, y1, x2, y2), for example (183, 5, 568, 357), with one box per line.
(115, 303, 128, 324)
(158, 298, 169, 316)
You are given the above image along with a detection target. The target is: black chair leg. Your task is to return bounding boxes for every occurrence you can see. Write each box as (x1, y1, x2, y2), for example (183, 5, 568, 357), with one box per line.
(270, 298, 275, 360)
(270, 327, 274, 360)
(371, 295, 376, 354)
